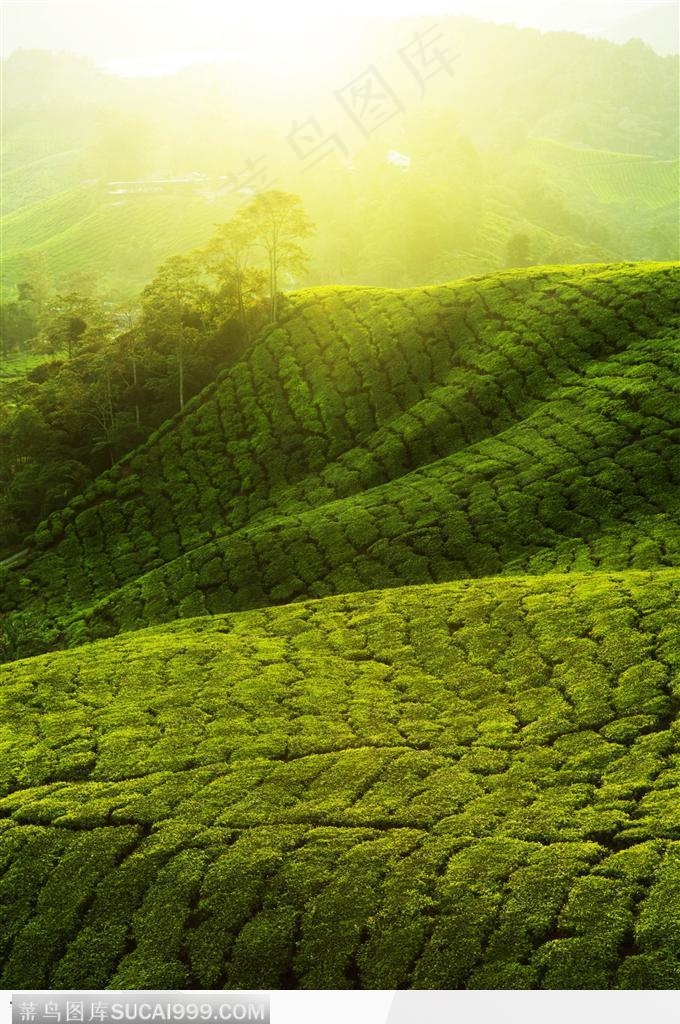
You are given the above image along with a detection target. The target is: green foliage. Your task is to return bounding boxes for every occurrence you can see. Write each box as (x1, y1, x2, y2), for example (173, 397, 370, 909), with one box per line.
(0, 259, 678, 989)
(0, 258, 258, 552)
(2, 26, 678, 298)
(1, 262, 677, 659)
(1, 571, 679, 987)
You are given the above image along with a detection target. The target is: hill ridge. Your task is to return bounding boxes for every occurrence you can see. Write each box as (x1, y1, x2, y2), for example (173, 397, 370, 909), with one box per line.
(1, 261, 678, 661)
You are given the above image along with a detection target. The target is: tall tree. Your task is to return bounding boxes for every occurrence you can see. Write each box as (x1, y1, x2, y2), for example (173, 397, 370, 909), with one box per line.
(141, 254, 209, 412)
(505, 232, 533, 269)
(240, 191, 314, 323)
(116, 307, 142, 427)
(201, 216, 265, 342)
(39, 292, 99, 359)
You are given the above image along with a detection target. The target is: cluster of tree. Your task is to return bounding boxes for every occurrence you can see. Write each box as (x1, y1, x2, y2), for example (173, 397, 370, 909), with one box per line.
(146, 189, 313, 409)
(0, 191, 313, 552)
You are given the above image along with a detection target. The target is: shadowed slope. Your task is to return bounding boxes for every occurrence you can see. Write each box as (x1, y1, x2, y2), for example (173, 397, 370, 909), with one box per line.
(1, 262, 678, 660)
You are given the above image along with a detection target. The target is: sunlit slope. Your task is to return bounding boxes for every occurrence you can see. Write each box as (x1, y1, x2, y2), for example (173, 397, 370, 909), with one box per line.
(2, 142, 677, 295)
(0, 150, 81, 216)
(1, 262, 678, 660)
(0, 188, 239, 294)
(469, 204, 618, 273)
(456, 144, 680, 279)
(1, 570, 679, 989)
(529, 140, 679, 210)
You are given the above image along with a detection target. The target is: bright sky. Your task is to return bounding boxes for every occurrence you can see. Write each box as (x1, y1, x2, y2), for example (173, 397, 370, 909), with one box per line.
(0, 0, 673, 72)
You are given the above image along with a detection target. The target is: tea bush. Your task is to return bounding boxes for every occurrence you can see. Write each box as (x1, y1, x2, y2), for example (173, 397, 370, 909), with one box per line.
(1, 571, 679, 988)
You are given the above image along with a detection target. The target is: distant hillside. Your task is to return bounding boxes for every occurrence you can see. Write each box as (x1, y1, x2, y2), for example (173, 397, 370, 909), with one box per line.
(0, 186, 240, 295)
(1, 262, 678, 661)
(599, 3, 679, 55)
(527, 140, 678, 210)
(1, 17, 678, 295)
(4, 141, 677, 296)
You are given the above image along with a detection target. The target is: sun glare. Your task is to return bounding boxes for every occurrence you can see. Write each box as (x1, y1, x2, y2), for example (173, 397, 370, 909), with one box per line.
(216, 10, 358, 81)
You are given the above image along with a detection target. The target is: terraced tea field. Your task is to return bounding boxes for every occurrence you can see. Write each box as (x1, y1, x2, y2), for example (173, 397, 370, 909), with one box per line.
(0, 261, 678, 988)
(529, 140, 679, 210)
(0, 187, 239, 295)
(2, 262, 677, 660)
(2, 570, 680, 988)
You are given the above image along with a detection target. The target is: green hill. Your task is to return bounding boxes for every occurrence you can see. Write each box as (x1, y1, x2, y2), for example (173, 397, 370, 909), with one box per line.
(0, 187, 240, 296)
(1, 262, 678, 661)
(1, 260, 679, 989)
(0, 150, 81, 217)
(528, 140, 679, 210)
(1, 569, 679, 989)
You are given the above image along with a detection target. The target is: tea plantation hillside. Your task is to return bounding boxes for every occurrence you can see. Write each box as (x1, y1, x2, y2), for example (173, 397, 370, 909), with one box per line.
(1, 261, 679, 989)
(1, 262, 678, 661)
(0, 187, 239, 296)
(1, 570, 679, 989)
(528, 140, 679, 210)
